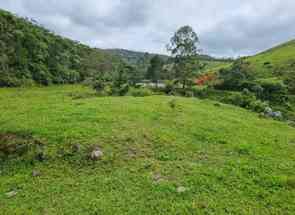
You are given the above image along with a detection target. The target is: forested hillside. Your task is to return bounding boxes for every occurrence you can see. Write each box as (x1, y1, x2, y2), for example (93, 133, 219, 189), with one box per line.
(0, 9, 121, 87)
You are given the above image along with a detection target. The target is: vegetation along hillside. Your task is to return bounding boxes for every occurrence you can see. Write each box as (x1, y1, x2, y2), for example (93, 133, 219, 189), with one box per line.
(200, 39, 295, 122)
(106, 48, 232, 74)
(1, 85, 295, 214)
(0, 9, 122, 87)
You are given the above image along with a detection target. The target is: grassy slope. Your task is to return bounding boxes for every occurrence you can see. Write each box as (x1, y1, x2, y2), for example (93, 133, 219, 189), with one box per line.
(201, 61, 232, 73)
(246, 39, 295, 78)
(208, 39, 295, 79)
(1, 86, 295, 214)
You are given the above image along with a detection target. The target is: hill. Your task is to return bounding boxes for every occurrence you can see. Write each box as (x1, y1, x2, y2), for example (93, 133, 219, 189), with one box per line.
(206, 39, 295, 78)
(106, 48, 233, 75)
(0, 9, 121, 87)
(105, 49, 169, 65)
(1, 85, 295, 214)
(245, 39, 295, 78)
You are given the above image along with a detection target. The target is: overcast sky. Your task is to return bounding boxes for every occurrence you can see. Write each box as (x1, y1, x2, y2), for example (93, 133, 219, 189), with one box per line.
(1, 0, 294, 57)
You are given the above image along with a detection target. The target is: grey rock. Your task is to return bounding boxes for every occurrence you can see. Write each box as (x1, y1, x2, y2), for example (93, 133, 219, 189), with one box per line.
(5, 190, 17, 198)
(273, 111, 283, 119)
(90, 148, 103, 161)
(72, 144, 82, 153)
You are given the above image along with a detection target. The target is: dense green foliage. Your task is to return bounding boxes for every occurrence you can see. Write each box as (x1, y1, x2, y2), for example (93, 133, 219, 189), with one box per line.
(146, 55, 165, 84)
(167, 26, 201, 89)
(1, 85, 295, 214)
(0, 9, 121, 87)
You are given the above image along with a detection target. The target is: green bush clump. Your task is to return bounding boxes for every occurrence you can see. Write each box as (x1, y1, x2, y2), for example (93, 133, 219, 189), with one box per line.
(256, 78, 288, 103)
(223, 89, 268, 113)
(192, 86, 210, 98)
(248, 100, 269, 113)
(164, 80, 177, 95)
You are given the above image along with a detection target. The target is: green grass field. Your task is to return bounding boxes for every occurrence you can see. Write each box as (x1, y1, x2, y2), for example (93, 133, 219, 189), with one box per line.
(1, 85, 295, 214)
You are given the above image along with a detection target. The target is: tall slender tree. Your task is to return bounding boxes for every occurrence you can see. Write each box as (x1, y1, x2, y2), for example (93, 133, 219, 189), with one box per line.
(167, 26, 200, 89)
(146, 55, 164, 86)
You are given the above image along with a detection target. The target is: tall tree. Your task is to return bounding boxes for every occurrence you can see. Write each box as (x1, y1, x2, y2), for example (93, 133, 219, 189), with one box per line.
(146, 55, 163, 86)
(167, 26, 200, 88)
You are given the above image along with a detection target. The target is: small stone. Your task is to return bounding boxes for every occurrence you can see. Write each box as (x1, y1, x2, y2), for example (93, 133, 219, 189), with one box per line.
(273, 111, 283, 119)
(90, 147, 103, 161)
(32, 170, 41, 177)
(6, 190, 17, 198)
(152, 173, 163, 183)
(177, 186, 187, 193)
(72, 144, 82, 153)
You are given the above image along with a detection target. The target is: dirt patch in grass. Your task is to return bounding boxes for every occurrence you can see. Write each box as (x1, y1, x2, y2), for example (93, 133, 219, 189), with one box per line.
(0, 132, 44, 159)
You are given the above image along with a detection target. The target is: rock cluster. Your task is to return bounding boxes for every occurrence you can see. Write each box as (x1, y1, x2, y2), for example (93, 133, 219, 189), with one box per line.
(262, 107, 283, 120)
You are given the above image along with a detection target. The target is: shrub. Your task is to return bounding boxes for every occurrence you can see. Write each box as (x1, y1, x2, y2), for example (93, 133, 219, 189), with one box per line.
(92, 80, 106, 92)
(224, 91, 256, 108)
(128, 87, 153, 97)
(222, 90, 267, 113)
(216, 59, 254, 91)
(116, 84, 129, 96)
(164, 80, 176, 95)
(0, 73, 22, 87)
(256, 78, 288, 103)
(192, 86, 209, 98)
(248, 100, 269, 112)
(284, 71, 295, 94)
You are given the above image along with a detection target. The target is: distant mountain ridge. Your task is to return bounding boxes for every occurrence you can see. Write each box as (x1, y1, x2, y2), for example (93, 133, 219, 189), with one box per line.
(106, 48, 230, 65)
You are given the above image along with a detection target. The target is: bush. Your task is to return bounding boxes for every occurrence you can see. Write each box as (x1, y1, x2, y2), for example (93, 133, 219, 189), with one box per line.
(0, 75, 22, 87)
(128, 87, 153, 97)
(113, 84, 129, 96)
(92, 80, 106, 92)
(222, 90, 267, 113)
(248, 100, 269, 112)
(284, 71, 295, 94)
(192, 86, 209, 98)
(223, 90, 255, 108)
(256, 78, 288, 103)
(164, 80, 176, 95)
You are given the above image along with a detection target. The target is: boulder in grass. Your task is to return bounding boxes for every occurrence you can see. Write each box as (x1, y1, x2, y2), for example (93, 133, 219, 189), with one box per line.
(89, 146, 103, 161)
(273, 111, 283, 120)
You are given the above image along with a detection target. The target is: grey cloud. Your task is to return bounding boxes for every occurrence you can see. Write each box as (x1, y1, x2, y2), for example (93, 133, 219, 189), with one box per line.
(0, 0, 294, 57)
